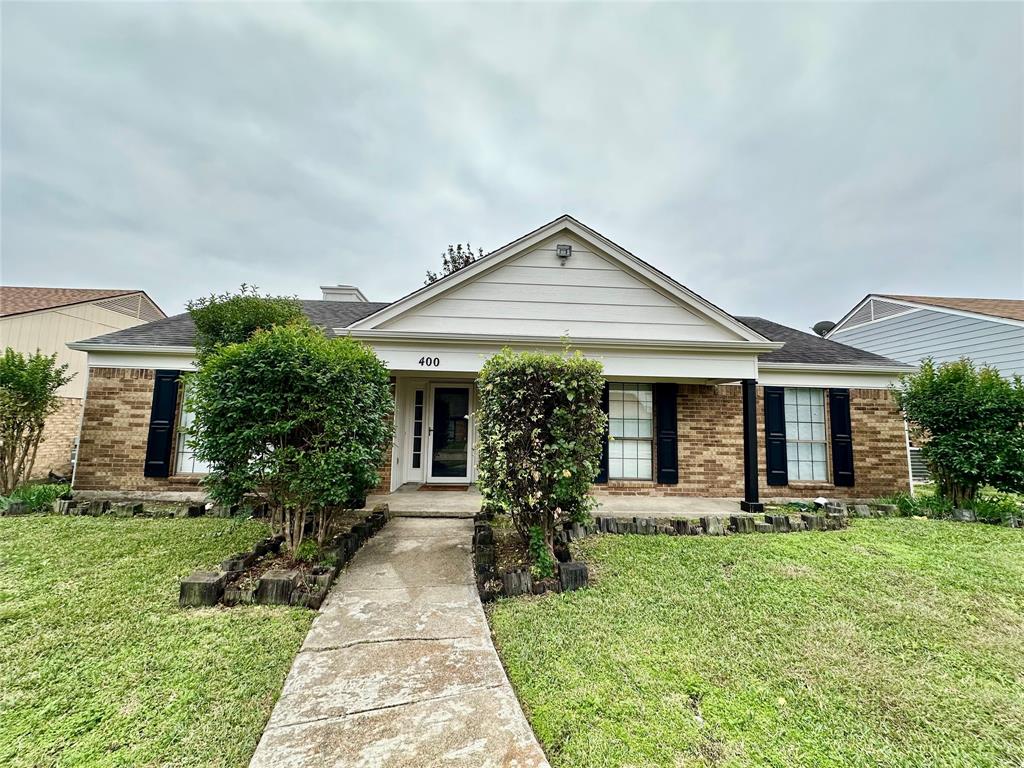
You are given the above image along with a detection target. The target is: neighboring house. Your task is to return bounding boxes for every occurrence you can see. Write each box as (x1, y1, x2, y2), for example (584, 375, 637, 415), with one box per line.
(827, 294, 1024, 378)
(68, 216, 913, 506)
(827, 294, 1024, 485)
(0, 287, 166, 478)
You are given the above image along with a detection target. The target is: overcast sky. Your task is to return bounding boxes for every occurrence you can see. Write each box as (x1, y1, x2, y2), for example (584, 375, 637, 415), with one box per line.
(2, 2, 1021, 331)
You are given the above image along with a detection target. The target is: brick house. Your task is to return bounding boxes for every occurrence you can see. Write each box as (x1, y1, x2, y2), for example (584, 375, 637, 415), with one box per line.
(69, 216, 912, 506)
(0, 286, 165, 478)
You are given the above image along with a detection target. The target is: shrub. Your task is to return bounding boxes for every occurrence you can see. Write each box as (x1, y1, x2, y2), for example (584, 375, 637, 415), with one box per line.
(0, 482, 71, 512)
(187, 284, 303, 353)
(476, 347, 605, 577)
(894, 358, 1024, 505)
(187, 324, 393, 552)
(0, 349, 74, 494)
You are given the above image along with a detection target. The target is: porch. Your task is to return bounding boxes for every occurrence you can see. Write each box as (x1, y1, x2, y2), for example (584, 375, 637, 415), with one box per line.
(365, 483, 742, 519)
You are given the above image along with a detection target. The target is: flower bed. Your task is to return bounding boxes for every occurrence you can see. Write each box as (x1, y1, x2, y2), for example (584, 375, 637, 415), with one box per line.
(179, 504, 389, 610)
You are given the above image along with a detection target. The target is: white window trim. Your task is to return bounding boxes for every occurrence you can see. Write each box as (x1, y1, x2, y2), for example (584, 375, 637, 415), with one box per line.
(784, 387, 829, 483)
(608, 382, 654, 481)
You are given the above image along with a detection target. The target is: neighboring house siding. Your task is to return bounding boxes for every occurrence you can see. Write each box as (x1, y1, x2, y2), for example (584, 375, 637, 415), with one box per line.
(831, 308, 1024, 378)
(379, 234, 741, 342)
(0, 300, 158, 398)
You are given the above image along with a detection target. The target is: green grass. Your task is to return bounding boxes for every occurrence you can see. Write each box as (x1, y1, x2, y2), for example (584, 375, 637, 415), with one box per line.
(489, 519, 1024, 768)
(0, 516, 314, 768)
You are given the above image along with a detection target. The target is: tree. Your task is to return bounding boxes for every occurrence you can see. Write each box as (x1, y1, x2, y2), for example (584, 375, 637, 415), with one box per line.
(424, 243, 484, 284)
(187, 284, 303, 353)
(0, 349, 74, 494)
(476, 347, 605, 577)
(187, 323, 393, 551)
(894, 358, 1024, 506)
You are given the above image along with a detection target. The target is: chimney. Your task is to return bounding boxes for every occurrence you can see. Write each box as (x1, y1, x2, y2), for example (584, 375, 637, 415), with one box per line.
(320, 285, 368, 303)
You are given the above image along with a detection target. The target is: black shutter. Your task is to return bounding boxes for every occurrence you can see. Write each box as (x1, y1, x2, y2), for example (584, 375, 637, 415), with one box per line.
(829, 388, 855, 487)
(595, 383, 610, 483)
(144, 370, 181, 478)
(764, 386, 788, 486)
(654, 383, 678, 484)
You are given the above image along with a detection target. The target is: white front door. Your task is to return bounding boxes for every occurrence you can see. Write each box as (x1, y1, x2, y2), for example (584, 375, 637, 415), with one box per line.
(426, 384, 472, 483)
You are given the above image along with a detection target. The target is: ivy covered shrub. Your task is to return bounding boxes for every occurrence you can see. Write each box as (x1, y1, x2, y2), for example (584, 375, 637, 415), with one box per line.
(894, 358, 1024, 505)
(187, 323, 393, 552)
(476, 347, 605, 577)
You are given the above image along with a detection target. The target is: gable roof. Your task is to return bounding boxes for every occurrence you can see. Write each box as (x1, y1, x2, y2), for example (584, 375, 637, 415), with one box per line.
(0, 286, 159, 318)
(879, 294, 1024, 323)
(737, 316, 911, 368)
(72, 300, 390, 349)
(347, 214, 772, 345)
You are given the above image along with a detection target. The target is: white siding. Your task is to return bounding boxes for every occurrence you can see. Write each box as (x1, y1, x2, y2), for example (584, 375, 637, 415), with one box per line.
(830, 308, 1024, 378)
(380, 234, 742, 342)
(0, 300, 155, 397)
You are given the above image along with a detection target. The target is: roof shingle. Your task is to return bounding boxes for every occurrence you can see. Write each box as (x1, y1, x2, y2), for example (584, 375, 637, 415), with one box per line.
(76, 300, 391, 347)
(880, 295, 1024, 323)
(0, 287, 142, 318)
(736, 316, 910, 368)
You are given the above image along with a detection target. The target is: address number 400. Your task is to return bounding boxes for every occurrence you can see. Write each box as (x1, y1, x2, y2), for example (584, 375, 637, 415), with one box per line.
(418, 356, 441, 367)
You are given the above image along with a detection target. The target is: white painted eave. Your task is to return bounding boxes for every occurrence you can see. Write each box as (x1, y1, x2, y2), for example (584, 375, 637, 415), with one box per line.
(757, 362, 915, 375)
(68, 341, 196, 354)
(342, 328, 784, 354)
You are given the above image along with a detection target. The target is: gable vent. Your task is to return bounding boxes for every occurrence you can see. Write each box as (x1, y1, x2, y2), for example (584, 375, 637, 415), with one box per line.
(841, 297, 913, 330)
(96, 293, 143, 319)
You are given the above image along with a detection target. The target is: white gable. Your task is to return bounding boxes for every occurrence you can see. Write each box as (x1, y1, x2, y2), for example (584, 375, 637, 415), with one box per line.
(361, 223, 755, 344)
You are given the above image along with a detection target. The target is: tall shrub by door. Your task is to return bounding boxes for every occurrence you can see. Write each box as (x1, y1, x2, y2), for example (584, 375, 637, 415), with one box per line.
(187, 323, 393, 551)
(476, 347, 605, 576)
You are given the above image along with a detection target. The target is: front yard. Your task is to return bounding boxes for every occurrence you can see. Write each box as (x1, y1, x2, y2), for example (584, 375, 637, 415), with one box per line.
(0, 516, 314, 768)
(490, 518, 1024, 768)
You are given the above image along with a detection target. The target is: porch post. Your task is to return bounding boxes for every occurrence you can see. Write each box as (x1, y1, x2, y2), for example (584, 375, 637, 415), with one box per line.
(740, 378, 764, 512)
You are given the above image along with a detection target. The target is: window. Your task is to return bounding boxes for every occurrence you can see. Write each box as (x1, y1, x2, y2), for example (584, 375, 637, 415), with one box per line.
(411, 389, 424, 469)
(608, 383, 653, 480)
(784, 388, 827, 481)
(175, 393, 211, 475)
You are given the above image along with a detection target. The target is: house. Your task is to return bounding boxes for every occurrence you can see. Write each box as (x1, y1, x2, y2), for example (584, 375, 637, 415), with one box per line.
(1, 286, 165, 477)
(67, 216, 913, 507)
(827, 294, 1024, 378)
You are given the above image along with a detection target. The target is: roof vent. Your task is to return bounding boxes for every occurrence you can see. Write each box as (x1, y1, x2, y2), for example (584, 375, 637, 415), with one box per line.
(320, 285, 368, 303)
(556, 244, 572, 264)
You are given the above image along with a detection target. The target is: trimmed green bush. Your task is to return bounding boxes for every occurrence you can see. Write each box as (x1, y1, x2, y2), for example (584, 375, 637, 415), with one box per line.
(476, 347, 605, 577)
(187, 323, 393, 552)
(894, 358, 1024, 505)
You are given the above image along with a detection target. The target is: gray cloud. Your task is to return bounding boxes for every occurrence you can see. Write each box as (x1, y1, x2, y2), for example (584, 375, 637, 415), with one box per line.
(2, 2, 1021, 331)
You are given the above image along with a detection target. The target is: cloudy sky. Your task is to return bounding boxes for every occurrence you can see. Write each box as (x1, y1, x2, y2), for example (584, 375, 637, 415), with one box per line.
(2, 2, 1021, 331)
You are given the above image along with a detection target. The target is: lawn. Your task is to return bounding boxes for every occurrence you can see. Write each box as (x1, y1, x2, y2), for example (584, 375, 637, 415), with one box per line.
(0, 516, 314, 768)
(489, 519, 1024, 768)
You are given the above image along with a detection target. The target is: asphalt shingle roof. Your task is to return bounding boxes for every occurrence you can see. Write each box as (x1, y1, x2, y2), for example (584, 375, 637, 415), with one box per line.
(77, 300, 390, 347)
(1, 287, 147, 318)
(737, 316, 909, 367)
(880, 294, 1024, 323)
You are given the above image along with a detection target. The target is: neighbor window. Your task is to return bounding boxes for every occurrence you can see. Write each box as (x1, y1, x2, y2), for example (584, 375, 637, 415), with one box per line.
(784, 388, 827, 481)
(175, 393, 211, 475)
(608, 383, 653, 480)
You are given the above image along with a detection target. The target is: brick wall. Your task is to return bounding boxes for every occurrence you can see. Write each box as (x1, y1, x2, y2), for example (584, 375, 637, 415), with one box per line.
(601, 384, 909, 500)
(73, 367, 200, 493)
(31, 396, 83, 478)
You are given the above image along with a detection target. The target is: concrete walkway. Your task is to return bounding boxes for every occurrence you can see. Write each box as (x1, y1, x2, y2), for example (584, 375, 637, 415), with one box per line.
(249, 518, 549, 768)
